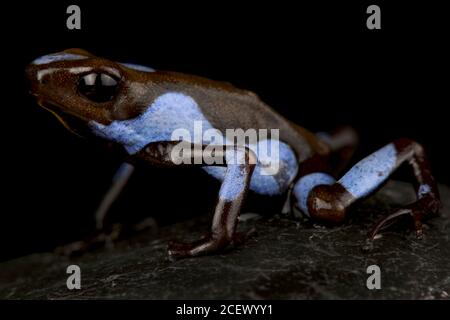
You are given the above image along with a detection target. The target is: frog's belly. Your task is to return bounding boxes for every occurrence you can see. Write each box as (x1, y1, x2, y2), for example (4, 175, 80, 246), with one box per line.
(203, 140, 299, 196)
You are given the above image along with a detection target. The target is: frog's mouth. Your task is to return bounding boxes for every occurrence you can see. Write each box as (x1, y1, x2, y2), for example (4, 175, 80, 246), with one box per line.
(33, 96, 90, 138)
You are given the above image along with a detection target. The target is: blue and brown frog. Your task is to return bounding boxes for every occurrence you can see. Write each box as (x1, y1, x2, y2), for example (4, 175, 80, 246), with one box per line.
(26, 49, 440, 259)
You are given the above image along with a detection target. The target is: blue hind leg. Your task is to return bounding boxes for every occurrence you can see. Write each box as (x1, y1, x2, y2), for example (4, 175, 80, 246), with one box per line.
(292, 139, 440, 242)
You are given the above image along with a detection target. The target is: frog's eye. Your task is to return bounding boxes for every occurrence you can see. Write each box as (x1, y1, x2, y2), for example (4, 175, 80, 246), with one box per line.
(78, 72, 119, 103)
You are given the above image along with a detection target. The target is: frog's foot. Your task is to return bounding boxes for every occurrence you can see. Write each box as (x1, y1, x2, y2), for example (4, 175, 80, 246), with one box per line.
(168, 230, 255, 260)
(368, 195, 441, 244)
(168, 235, 227, 260)
(55, 218, 157, 256)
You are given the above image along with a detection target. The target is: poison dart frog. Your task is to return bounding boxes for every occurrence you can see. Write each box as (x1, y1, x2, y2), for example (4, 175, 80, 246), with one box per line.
(26, 49, 440, 258)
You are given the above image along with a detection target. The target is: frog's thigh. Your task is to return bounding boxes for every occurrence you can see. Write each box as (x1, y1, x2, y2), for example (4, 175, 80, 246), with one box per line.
(203, 141, 299, 196)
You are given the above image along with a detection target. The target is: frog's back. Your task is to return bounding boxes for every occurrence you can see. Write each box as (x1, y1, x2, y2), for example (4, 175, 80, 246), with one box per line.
(150, 71, 327, 162)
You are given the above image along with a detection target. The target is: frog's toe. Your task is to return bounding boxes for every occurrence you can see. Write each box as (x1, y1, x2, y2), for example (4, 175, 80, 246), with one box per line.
(367, 195, 441, 244)
(167, 241, 198, 260)
(168, 233, 235, 260)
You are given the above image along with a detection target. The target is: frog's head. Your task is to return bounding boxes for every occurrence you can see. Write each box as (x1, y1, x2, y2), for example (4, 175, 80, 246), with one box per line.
(26, 48, 156, 136)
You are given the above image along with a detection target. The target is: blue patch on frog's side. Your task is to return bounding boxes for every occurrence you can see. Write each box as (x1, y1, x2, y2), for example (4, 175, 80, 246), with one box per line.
(120, 62, 155, 73)
(32, 53, 87, 65)
(89, 92, 213, 154)
(293, 172, 335, 217)
(89, 91, 299, 196)
(338, 143, 397, 199)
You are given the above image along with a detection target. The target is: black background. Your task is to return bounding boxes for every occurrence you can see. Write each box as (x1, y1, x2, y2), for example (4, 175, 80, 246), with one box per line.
(1, 1, 449, 261)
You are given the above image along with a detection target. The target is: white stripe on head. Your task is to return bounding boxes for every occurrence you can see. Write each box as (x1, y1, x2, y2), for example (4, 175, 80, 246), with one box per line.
(37, 67, 93, 81)
(32, 53, 88, 65)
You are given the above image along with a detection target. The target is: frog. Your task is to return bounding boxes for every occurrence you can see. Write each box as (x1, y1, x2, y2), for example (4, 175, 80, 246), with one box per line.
(26, 48, 441, 259)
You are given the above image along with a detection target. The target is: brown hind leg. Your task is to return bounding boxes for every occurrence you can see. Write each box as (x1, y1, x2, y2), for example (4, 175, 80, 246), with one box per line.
(316, 126, 359, 176)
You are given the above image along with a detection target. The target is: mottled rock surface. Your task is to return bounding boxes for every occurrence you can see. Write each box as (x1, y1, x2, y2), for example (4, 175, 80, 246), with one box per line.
(1, 181, 449, 299)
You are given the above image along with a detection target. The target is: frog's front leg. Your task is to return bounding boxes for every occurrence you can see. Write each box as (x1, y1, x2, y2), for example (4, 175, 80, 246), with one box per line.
(138, 141, 257, 259)
(293, 138, 440, 242)
(95, 162, 135, 230)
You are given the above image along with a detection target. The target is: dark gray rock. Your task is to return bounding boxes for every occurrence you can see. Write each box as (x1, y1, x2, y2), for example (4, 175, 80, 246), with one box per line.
(1, 181, 449, 299)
